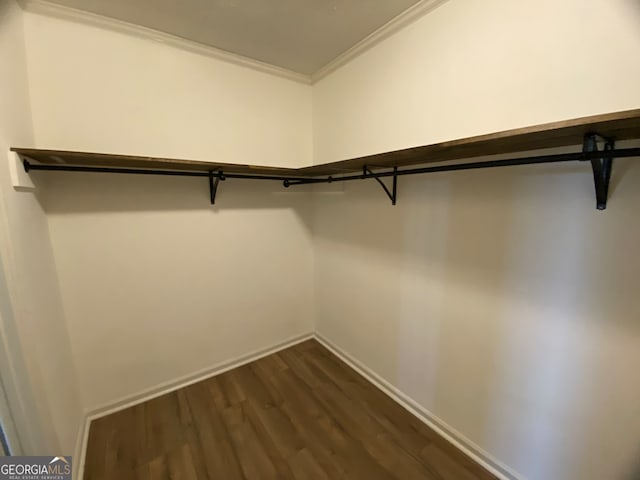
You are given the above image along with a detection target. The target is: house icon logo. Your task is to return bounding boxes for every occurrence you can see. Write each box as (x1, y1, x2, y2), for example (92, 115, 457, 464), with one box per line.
(49, 457, 70, 466)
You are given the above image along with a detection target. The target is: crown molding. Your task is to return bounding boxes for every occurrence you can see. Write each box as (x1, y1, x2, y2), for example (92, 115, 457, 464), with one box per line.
(17, 0, 312, 85)
(311, 0, 450, 83)
(18, 0, 450, 86)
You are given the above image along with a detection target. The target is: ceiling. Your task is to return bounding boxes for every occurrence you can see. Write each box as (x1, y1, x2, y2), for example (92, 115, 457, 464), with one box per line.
(43, 0, 423, 75)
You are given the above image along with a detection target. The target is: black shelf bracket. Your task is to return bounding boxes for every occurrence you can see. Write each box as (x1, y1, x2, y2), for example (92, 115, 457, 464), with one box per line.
(208, 170, 225, 205)
(363, 165, 398, 205)
(582, 134, 614, 210)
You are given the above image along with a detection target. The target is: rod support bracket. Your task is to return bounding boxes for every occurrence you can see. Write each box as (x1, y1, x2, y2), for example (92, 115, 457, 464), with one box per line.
(209, 170, 224, 205)
(364, 165, 398, 205)
(583, 134, 614, 210)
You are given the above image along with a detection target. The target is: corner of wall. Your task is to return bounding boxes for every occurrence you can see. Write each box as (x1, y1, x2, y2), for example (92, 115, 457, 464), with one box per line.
(0, 0, 85, 456)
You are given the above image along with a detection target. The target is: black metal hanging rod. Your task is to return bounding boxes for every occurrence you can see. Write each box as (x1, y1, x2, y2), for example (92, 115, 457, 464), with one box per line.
(22, 160, 311, 182)
(21, 142, 640, 209)
(283, 146, 640, 187)
(22, 147, 640, 185)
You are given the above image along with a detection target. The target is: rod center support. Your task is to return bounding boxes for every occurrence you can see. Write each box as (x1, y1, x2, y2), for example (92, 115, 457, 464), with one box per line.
(582, 133, 614, 210)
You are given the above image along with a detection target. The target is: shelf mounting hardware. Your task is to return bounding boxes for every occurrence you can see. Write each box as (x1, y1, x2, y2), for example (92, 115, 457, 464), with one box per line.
(582, 134, 614, 210)
(209, 170, 225, 205)
(18, 144, 640, 210)
(363, 165, 398, 205)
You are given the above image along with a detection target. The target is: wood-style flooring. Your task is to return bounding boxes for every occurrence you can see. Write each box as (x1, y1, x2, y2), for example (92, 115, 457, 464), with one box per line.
(84, 339, 498, 480)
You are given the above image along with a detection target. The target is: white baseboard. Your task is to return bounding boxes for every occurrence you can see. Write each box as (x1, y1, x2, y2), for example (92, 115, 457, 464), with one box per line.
(74, 331, 314, 480)
(313, 332, 525, 480)
(73, 415, 90, 480)
(73, 330, 522, 480)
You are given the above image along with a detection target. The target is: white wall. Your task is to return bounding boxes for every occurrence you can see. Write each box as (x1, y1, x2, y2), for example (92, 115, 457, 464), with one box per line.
(0, 0, 83, 454)
(12, 1, 640, 478)
(41, 174, 315, 410)
(313, 158, 640, 480)
(313, 0, 640, 164)
(20, 11, 315, 411)
(312, 0, 640, 479)
(23, 11, 312, 167)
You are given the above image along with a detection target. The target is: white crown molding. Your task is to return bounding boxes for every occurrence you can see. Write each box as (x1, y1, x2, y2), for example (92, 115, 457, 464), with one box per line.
(311, 0, 450, 83)
(18, 0, 450, 86)
(17, 0, 312, 85)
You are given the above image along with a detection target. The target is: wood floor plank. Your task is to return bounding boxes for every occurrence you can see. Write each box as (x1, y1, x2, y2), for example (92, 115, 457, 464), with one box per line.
(276, 348, 326, 388)
(287, 448, 332, 480)
(240, 400, 297, 479)
(302, 344, 440, 458)
(250, 351, 289, 379)
(221, 404, 281, 480)
(84, 339, 499, 480)
(182, 381, 246, 479)
(216, 370, 247, 407)
(242, 395, 304, 461)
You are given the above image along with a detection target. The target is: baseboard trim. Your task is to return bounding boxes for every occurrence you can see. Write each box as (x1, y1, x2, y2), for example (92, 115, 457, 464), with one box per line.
(73, 330, 522, 480)
(313, 332, 525, 480)
(75, 331, 314, 480)
(73, 415, 90, 480)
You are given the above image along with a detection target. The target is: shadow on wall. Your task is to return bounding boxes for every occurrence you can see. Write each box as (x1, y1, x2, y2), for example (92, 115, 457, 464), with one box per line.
(33, 168, 317, 410)
(34, 171, 314, 231)
(312, 155, 640, 480)
(0, 252, 51, 454)
(312, 157, 640, 332)
(627, 0, 640, 17)
(631, 455, 640, 480)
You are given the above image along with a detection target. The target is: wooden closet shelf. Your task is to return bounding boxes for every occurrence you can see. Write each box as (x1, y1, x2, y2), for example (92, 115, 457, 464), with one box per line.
(11, 148, 296, 176)
(13, 109, 640, 176)
(12, 109, 640, 209)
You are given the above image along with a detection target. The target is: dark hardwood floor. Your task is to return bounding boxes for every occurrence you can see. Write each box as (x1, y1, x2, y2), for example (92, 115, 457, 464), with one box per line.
(84, 339, 498, 480)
